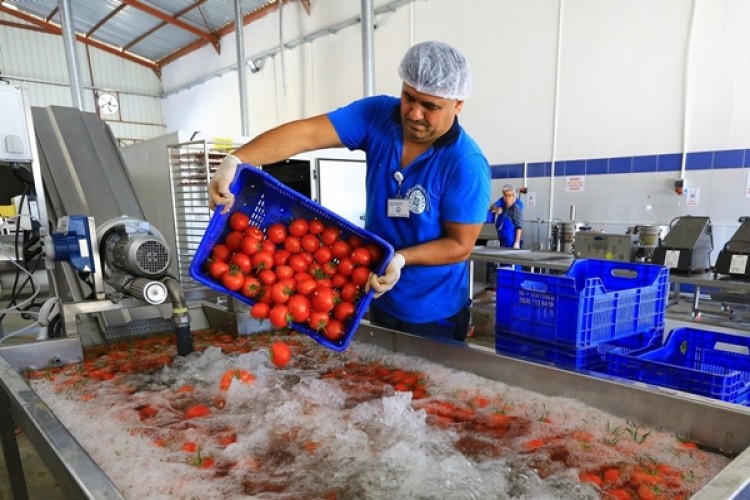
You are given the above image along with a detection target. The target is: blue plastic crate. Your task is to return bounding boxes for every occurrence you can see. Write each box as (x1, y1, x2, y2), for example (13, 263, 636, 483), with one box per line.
(605, 327, 750, 404)
(495, 327, 661, 371)
(495, 259, 669, 348)
(189, 165, 394, 351)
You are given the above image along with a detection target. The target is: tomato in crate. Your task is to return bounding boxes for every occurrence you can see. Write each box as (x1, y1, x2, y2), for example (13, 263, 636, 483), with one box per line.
(190, 165, 394, 351)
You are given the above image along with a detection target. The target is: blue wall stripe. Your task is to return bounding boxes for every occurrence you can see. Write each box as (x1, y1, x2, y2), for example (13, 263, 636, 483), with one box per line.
(491, 148, 747, 179)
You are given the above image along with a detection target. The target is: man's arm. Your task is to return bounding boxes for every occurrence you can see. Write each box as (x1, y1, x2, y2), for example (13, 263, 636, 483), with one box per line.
(233, 114, 343, 166)
(209, 114, 343, 211)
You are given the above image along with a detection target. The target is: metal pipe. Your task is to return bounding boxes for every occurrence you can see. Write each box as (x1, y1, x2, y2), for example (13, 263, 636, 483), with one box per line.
(162, 277, 193, 356)
(361, 0, 375, 97)
(234, 0, 249, 136)
(57, 0, 84, 110)
(548, 0, 565, 246)
(679, 0, 698, 181)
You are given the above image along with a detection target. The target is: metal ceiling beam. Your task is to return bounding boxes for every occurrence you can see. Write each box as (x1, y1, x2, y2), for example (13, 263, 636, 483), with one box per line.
(121, 0, 220, 53)
(123, 0, 207, 53)
(85, 3, 126, 38)
(0, 4, 158, 71)
(157, 0, 284, 68)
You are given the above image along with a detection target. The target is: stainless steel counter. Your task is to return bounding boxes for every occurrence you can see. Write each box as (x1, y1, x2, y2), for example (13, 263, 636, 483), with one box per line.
(470, 246, 575, 272)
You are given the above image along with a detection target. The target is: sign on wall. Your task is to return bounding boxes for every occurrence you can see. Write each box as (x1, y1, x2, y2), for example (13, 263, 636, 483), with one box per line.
(565, 176, 585, 192)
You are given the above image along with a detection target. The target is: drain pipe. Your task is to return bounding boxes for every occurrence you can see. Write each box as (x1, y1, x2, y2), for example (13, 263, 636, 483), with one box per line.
(361, 0, 375, 97)
(162, 277, 193, 356)
(58, 0, 84, 110)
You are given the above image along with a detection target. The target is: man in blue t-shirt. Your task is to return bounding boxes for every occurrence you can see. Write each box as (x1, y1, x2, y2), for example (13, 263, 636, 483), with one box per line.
(491, 184, 524, 249)
(209, 41, 491, 343)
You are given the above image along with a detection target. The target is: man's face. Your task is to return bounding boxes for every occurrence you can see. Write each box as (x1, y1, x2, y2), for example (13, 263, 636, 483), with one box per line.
(400, 83, 463, 145)
(503, 190, 516, 204)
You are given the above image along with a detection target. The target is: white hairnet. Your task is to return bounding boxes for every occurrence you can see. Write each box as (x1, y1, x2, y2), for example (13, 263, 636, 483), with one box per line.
(397, 41, 472, 100)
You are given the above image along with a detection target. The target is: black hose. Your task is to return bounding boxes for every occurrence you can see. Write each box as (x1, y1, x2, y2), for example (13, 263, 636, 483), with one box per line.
(162, 277, 193, 356)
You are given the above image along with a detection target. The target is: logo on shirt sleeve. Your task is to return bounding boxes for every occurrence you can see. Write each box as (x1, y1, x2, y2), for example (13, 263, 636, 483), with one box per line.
(406, 185, 428, 214)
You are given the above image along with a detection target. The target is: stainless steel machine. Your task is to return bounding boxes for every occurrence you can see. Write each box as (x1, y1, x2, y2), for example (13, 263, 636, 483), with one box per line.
(0, 86, 194, 353)
(715, 217, 750, 278)
(651, 215, 713, 273)
(573, 232, 638, 262)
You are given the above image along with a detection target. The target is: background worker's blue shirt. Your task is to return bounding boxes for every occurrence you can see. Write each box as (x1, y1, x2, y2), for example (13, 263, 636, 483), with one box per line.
(493, 198, 524, 247)
(328, 95, 491, 322)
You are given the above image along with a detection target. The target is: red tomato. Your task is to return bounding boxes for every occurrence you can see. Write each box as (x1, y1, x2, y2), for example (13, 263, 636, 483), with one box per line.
(246, 225, 264, 241)
(267, 223, 287, 244)
(308, 219, 325, 235)
(270, 341, 292, 368)
(337, 257, 355, 277)
(321, 261, 337, 277)
(270, 282, 293, 304)
(293, 272, 314, 282)
(287, 294, 311, 322)
(275, 265, 294, 280)
(250, 302, 270, 319)
(311, 287, 336, 313)
(351, 266, 371, 287)
(229, 212, 249, 232)
(240, 235, 260, 255)
(273, 249, 291, 267)
(365, 244, 383, 265)
(252, 251, 274, 270)
(296, 279, 318, 297)
(258, 269, 277, 286)
(321, 226, 341, 246)
(284, 236, 302, 254)
(222, 269, 244, 291)
(330, 240, 352, 260)
(185, 404, 212, 419)
(181, 441, 198, 452)
(230, 253, 252, 274)
(347, 235, 363, 248)
(308, 310, 330, 330)
(288, 254, 309, 273)
(299, 252, 314, 266)
(288, 218, 309, 237)
(351, 247, 372, 267)
(242, 276, 262, 298)
(331, 273, 347, 289)
(260, 239, 276, 254)
(224, 230, 244, 251)
(209, 260, 229, 279)
(323, 319, 345, 342)
(340, 282, 360, 303)
(314, 246, 332, 264)
(269, 304, 290, 328)
(212, 244, 232, 262)
(334, 301, 356, 323)
(300, 233, 321, 253)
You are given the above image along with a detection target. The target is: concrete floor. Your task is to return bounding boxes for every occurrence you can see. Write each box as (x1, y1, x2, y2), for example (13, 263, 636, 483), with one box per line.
(1, 288, 748, 499)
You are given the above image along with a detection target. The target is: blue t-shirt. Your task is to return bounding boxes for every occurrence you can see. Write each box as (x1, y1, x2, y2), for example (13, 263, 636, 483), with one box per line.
(328, 95, 491, 322)
(493, 198, 524, 247)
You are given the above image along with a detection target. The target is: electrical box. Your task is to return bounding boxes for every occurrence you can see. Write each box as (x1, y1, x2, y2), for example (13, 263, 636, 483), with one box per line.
(0, 85, 32, 162)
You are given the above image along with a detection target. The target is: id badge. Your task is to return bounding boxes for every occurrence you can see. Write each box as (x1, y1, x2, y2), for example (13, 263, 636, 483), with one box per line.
(387, 198, 410, 218)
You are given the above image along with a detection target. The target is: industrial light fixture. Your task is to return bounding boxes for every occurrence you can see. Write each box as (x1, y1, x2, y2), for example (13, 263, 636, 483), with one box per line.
(247, 59, 264, 74)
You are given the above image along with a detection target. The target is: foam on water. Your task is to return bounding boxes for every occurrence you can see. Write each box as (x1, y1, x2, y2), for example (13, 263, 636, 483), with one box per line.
(29, 333, 732, 499)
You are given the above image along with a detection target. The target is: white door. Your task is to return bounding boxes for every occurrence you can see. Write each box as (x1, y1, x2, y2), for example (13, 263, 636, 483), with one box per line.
(315, 158, 367, 228)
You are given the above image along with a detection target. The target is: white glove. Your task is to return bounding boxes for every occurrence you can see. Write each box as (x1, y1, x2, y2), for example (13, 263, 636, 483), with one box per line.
(367, 253, 405, 299)
(209, 154, 241, 214)
(512, 243, 520, 249)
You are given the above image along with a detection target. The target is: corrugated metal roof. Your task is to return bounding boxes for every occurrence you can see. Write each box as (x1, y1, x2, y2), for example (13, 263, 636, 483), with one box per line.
(0, 0, 283, 71)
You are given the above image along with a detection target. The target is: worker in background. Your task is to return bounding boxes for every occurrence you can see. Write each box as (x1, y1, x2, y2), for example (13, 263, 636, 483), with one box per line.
(208, 41, 491, 343)
(490, 184, 523, 249)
